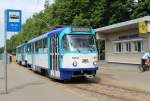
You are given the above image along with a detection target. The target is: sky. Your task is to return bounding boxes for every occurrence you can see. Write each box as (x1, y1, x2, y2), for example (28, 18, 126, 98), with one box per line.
(0, 0, 54, 47)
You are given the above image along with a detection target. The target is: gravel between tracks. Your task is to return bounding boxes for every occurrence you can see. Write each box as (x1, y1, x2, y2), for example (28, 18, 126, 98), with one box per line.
(61, 78, 150, 101)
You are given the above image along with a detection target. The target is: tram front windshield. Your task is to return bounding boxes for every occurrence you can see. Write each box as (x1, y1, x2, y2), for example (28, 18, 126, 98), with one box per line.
(62, 34, 97, 52)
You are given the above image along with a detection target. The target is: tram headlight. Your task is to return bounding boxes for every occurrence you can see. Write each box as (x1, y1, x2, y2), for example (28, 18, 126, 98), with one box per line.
(72, 61, 78, 67)
(93, 61, 97, 66)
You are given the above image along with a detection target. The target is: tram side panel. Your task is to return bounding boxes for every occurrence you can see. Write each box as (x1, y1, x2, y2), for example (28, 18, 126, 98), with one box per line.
(34, 54, 48, 69)
(27, 54, 32, 66)
(62, 54, 97, 69)
(16, 53, 22, 64)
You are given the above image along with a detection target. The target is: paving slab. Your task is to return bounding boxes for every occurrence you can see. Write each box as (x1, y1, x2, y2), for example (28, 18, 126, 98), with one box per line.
(0, 61, 87, 101)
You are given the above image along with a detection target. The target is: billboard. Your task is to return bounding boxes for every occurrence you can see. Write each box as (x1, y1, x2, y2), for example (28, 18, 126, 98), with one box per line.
(138, 21, 148, 34)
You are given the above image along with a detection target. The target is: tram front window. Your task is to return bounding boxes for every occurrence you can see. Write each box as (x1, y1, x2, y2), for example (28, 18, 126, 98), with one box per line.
(62, 35, 96, 52)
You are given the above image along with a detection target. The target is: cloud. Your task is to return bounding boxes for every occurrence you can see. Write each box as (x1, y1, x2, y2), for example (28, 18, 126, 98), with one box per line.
(0, 0, 54, 47)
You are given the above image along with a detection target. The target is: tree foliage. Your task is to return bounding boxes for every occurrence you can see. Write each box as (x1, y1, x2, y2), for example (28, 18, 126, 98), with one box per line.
(5, 0, 150, 53)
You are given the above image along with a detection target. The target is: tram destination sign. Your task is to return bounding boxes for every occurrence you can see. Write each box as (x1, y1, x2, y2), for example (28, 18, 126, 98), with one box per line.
(72, 26, 91, 32)
(5, 9, 22, 32)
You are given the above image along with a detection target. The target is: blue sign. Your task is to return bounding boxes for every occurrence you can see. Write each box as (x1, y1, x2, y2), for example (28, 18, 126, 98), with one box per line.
(5, 9, 22, 32)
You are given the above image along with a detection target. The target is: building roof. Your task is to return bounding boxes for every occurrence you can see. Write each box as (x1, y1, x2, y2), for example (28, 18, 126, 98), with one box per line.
(96, 16, 150, 33)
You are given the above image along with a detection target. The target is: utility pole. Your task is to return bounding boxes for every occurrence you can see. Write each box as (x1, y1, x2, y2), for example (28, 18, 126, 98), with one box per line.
(4, 28, 7, 94)
(4, 10, 8, 94)
(3, 9, 22, 94)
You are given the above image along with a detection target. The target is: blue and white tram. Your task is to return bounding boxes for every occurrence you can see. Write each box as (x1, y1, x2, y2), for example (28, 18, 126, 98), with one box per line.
(16, 43, 28, 66)
(16, 26, 98, 80)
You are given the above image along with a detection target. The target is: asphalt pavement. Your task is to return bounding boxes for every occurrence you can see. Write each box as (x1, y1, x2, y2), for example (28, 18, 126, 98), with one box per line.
(1, 60, 150, 101)
(0, 61, 88, 101)
(98, 61, 150, 92)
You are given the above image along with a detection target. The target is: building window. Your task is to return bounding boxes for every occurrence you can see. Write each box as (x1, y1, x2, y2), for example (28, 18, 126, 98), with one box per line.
(132, 41, 143, 52)
(124, 42, 131, 52)
(114, 40, 143, 53)
(115, 43, 123, 53)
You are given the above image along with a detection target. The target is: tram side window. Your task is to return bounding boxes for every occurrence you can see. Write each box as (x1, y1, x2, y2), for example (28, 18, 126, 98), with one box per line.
(30, 44, 32, 53)
(23, 47, 24, 53)
(43, 38, 48, 53)
(35, 42, 38, 53)
(20, 48, 21, 53)
(17, 48, 19, 53)
(29, 44, 32, 53)
(38, 40, 43, 53)
(19, 47, 21, 53)
(21, 47, 24, 53)
(34, 39, 48, 53)
(26, 46, 28, 53)
(19, 48, 21, 53)
(31, 43, 35, 53)
(27, 44, 31, 53)
(24, 46, 26, 53)
(16, 48, 18, 53)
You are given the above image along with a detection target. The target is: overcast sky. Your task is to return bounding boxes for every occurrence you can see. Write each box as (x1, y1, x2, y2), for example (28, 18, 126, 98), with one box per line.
(0, 0, 54, 47)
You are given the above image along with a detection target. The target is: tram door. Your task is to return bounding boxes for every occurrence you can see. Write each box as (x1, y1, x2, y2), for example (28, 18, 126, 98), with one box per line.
(50, 35, 59, 78)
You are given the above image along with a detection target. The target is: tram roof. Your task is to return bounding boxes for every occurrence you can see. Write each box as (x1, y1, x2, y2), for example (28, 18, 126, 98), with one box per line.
(16, 42, 26, 48)
(27, 27, 66, 44)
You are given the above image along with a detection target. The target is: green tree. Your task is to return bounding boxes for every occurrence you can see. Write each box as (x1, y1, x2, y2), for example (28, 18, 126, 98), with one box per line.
(7, 0, 141, 53)
(131, 0, 150, 18)
(91, 0, 135, 27)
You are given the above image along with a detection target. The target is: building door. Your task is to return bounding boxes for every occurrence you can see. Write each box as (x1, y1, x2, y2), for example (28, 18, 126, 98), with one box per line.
(96, 39, 105, 60)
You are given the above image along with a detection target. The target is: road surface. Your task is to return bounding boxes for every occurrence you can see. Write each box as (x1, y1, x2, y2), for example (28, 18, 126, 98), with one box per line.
(0, 61, 88, 101)
(0, 61, 150, 101)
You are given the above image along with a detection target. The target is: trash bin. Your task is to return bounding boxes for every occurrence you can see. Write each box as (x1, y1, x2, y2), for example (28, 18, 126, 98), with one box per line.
(9, 55, 12, 63)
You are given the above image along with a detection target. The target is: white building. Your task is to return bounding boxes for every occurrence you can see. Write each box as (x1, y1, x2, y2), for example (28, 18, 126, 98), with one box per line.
(96, 16, 150, 64)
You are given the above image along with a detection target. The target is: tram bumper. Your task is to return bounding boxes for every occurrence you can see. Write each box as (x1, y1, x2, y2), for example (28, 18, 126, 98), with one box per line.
(60, 67, 98, 80)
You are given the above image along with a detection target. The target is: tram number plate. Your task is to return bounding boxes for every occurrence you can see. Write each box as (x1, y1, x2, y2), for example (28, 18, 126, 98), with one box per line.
(82, 59, 89, 63)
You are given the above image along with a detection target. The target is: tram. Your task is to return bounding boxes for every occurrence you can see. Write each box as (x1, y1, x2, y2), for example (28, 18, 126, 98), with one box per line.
(16, 26, 98, 80)
(16, 43, 27, 66)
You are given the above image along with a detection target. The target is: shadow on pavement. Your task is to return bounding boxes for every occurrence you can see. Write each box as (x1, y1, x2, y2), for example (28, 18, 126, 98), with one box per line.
(51, 77, 101, 84)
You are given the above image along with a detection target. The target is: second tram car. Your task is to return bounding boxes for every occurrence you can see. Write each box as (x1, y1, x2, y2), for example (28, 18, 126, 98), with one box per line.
(16, 43, 27, 66)
(16, 26, 98, 80)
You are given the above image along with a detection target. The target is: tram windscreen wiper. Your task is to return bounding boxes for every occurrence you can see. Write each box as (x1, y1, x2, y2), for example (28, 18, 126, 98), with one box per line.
(89, 48, 93, 52)
(89, 45, 94, 52)
(77, 48, 80, 52)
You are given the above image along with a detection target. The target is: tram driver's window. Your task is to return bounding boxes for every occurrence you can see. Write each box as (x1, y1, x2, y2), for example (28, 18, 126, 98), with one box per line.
(62, 36, 69, 51)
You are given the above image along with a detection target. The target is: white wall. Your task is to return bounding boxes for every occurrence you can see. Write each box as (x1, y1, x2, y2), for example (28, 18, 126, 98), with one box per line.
(97, 29, 149, 64)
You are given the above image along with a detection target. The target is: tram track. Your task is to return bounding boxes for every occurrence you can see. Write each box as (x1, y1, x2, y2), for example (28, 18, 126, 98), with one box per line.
(70, 84, 132, 101)
(13, 62, 150, 101)
(32, 70, 150, 101)
(65, 79, 150, 101)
